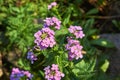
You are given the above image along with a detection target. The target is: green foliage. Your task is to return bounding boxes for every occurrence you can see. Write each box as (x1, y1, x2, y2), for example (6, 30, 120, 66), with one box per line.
(72, 58, 96, 79)
(0, 0, 48, 52)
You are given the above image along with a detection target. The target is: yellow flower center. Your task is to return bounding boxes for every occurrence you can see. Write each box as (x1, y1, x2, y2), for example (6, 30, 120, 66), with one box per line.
(41, 33, 47, 39)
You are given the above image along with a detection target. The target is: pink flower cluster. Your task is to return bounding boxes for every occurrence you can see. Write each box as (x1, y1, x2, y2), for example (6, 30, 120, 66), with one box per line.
(68, 25, 85, 39)
(44, 17, 61, 30)
(34, 27, 56, 49)
(65, 38, 83, 60)
(10, 68, 33, 80)
(48, 2, 57, 10)
(44, 64, 64, 80)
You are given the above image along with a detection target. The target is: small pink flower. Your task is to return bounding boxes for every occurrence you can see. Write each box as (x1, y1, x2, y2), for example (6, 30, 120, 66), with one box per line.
(68, 25, 85, 39)
(51, 2, 57, 6)
(48, 2, 57, 10)
(44, 17, 61, 30)
(44, 64, 64, 80)
(23, 71, 33, 78)
(65, 38, 83, 60)
(51, 64, 59, 71)
(48, 5, 52, 10)
(34, 27, 56, 49)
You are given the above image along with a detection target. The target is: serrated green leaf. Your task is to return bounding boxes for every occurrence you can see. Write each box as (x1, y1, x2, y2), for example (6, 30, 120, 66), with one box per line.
(72, 57, 96, 79)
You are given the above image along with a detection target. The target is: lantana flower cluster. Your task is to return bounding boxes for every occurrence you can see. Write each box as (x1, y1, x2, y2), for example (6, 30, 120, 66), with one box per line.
(10, 68, 33, 80)
(68, 25, 85, 39)
(44, 64, 64, 80)
(65, 25, 85, 60)
(34, 27, 56, 50)
(44, 17, 61, 30)
(65, 38, 83, 60)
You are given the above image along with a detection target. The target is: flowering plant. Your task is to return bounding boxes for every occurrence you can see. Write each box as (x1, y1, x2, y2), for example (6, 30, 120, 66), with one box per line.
(0, 0, 114, 80)
(9, 2, 87, 80)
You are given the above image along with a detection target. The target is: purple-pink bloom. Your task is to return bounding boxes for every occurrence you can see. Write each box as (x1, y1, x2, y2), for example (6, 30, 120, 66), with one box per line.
(51, 2, 57, 6)
(48, 2, 57, 10)
(44, 64, 64, 80)
(23, 71, 33, 80)
(65, 38, 83, 60)
(51, 64, 59, 71)
(68, 25, 85, 39)
(44, 17, 61, 30)
(10, 68, 33, 80)
(10, 68, 24, 80)
(48, 5, 52, 10)
(34, 27, 56, 49)
(27, 51, 37, 64)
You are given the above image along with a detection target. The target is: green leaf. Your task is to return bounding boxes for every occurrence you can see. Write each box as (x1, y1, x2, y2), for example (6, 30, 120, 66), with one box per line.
(112, 20, 120, 30)
(38, 70, 44, 79)
(75, 60, 86, 69)
(18, 59, 24, 67)
(73, 58, 96, 73)
(86, 29, 97, 36)
(63, 14, 70, 26)
(84, 18, 95, 33)
(42, 50, 48, 58)
(55, 27, 69, 36)
(86, 8, 99, 15)
(11, 7, 20, 13)
(100, 60, 109, 72)
(112, 20, 118, 27)
(72, 68, 80, 75)
(90, 38, 115, 48)
(18, 59, 30, 70)
(72, 57, 96, 79)
(87, 58, 96, 72)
